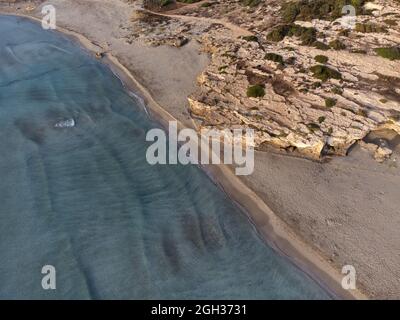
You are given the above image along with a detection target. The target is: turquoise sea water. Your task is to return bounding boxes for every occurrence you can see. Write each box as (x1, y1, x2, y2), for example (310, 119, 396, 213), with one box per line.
(0, 15, 331, 299)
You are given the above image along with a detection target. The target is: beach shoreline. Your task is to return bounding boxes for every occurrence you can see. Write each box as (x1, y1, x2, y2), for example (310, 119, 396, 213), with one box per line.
(0, 10, 367, 299)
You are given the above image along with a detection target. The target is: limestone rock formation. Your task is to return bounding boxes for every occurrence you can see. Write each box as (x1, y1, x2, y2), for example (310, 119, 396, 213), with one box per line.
(128, 0, 400, 160)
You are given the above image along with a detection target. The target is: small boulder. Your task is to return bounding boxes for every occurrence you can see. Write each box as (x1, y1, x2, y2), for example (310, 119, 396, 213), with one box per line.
(374, 146, 393, 162)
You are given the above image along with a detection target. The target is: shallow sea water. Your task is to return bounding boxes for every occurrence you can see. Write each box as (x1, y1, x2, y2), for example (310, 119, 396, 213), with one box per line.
(0, 15, 330, 299)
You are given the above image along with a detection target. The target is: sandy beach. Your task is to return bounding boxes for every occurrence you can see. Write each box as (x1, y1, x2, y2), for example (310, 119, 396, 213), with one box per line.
(1, 0, 399, 299)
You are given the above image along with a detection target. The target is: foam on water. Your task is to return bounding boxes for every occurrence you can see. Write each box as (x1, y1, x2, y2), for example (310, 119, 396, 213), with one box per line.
(0, 15, 331, 299)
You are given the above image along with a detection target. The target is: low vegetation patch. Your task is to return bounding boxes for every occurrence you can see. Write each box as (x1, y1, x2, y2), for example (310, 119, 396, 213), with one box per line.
(375, 47, 400, 60)
(329, 39, 346, 50)
(331, 86, 343, 95)
(267, 24, 317, 46)
(281, 0, 367, 24)
(355, 23, 387, 33)
(240, 0, 262, 7)
(267, 24, 340, 52)
(265, 53, 284, 64)
(178, 0, 202, 3)
(289, 25, 317, 45)
(325, 98, 337, 108)
(351, 49, 367, 54)
(266, 25, 291, 42)
(200, 2, 213, 7)
(247, 84, 266, 98)
(315, 55, 329, 63)
(307, 122, 320, 132)
(310, 65, 342, 81)
(160, 0, 174, 7)
(314, 41, 330, 50)
(242, 35, 259, 42)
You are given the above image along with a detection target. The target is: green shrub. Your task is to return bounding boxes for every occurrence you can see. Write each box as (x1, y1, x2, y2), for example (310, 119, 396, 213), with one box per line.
(287, 25, 317, 45)
(247, 84, 266, 98)
(351, 49, 367, 54)
(266, 25, 291, 42)
(281, 1, 301, 23)
(355, 23, 387, 33)
(307, 122, 320, 132)
(325, 97, 337, 108)
(331, 86, 343, 95)
(375, 47, 400, 60)
(318, 116, 326, 123)
(300, 29, 317, 45)
(241, 0, 262, 7)
(310, 65, 342, 81)
(267, 24, 318, 45)
(265, 53, 284, 64)
(284, 46, 296, 51)
(242, 35, 259, 42)
(315, 55, 329, 63)
(160, 0, 174, 6)
(314, 41, 330, 50)
(329, 39, 346, 50)
(280, 0, 367, 23)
